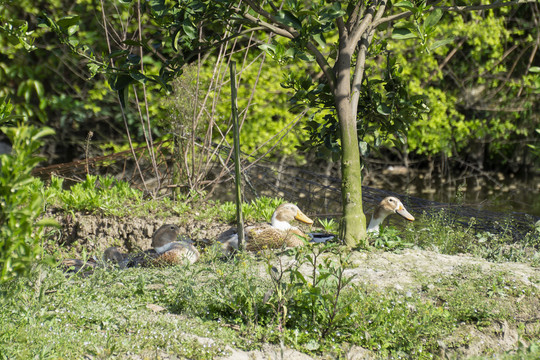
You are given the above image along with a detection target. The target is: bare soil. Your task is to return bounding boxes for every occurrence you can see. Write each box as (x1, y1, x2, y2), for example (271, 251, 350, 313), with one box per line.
(50, 211, 540, 359)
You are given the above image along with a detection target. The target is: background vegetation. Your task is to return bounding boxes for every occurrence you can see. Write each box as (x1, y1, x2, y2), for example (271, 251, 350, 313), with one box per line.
(0, 1, 539, 356)
(0, 0, 538, 171)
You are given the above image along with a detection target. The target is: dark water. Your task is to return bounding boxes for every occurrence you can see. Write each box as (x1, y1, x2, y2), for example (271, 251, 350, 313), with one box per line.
(380, 171, 540, 217)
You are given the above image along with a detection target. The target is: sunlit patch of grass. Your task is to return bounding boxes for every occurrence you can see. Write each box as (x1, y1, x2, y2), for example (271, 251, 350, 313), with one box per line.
(403, 211, 540, 265)
(415, 264, 539, 345)
(0, 265, 238, 359)
(218, 196, 285, 223)
(2, 242, 538, 359)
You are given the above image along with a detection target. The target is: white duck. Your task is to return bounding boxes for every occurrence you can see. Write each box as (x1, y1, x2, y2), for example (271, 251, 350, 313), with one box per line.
(367, 196, 415, 234)
(219, 203, 314, 254)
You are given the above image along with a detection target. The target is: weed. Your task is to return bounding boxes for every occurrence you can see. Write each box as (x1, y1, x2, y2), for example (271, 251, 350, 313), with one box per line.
(0, 115, 58, 283)
(218, 196, 285, 223)
(317, 217, 338, 233)
(371, 227, 413, 250)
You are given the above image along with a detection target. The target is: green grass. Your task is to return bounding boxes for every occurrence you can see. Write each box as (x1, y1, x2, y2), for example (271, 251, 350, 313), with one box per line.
(0, 264, 238, 359)
(1, 242, 538, 359)
(5, 178, 539, 358)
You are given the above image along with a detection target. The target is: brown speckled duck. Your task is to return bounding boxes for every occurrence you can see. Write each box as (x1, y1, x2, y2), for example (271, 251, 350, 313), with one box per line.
(219, 203, 314, 254)
(367, 196, 415, 234)
(149, 224, 200, 265)
(100, 224, 199, 268)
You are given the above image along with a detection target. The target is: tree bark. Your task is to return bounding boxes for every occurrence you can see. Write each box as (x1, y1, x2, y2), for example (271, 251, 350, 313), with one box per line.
(334, 36, 366, 247)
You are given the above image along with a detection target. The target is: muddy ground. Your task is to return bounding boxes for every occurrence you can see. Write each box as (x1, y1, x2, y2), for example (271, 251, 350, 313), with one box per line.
(50, 212, 540, 359)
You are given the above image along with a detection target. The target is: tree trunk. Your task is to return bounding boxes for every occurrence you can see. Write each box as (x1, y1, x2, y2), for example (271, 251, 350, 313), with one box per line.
(335, 43, 367, 247)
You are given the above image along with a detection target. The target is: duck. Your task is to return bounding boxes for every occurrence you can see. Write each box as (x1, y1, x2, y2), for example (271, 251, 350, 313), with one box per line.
(367, 196, 415, 234)
(149, 224, 200, 265)
(219, 203, 314, 254)
(100, 224, 199, 268)
(62, 224, 199, 274)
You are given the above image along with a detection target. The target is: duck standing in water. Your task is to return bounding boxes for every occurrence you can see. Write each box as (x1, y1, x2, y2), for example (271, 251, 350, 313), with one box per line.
(367, 196, 415, 234)
(219, 203, 314, 254)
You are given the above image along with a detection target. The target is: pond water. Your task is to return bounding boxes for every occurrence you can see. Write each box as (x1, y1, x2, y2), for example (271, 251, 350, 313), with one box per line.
(373, 170, 540, 217)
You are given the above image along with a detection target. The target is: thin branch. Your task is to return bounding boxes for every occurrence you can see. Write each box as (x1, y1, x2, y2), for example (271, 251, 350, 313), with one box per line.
(241, 12, 295, 39)
(349, 3, 378, 49)
(241, 0, 300, 37)
(239, 2, 336, 92)
(346, 1, 365, 33)
(351, 31, 374, 117)
(373, 0, 536, 28)
(423, 37, 467, 86)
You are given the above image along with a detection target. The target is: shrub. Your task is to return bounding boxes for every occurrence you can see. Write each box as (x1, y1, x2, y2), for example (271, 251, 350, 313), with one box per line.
(0, 102, 56, 282)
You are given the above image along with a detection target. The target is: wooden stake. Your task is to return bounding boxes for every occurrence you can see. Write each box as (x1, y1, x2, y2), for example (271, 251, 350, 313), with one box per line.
(230, 61, 245, 250)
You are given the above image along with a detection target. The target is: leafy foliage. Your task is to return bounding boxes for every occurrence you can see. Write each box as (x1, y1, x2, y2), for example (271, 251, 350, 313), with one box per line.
(389, 3, 540, 168)
(0, 101, 56, 282)
(43, 175, 144, 216)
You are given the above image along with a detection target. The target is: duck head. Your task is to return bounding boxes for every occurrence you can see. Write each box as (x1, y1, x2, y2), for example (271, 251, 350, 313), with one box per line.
(367, 196, 414, 234)
(271, 203, 314, 230)
(152, 224, 181, 254)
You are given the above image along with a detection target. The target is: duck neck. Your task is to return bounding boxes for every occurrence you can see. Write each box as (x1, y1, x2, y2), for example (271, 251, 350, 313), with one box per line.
(271, 214, 292, 231)
(154, 242, 175, 254)
(367, 215, 385, 234)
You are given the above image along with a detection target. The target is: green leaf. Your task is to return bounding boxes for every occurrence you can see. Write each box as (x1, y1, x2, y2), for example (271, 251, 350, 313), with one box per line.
(32, 127, 55, 141)
(129, 71, 147, 83)
(182, 20, 197, 40)
(312, 32, 326, 48)
(394, 1, 415, 11)
(359, 141, 368, 156)
(320, 2, 345, 22)
(56, 15, 80, 29)
(67, 24, 79, 36)
(430, 38, 455, 51)
(424, 9, 443, 31)
(529, 66, 540, 73)
(391, 28, 417, 40)
(276, 10, 303, 30)
(258, 44, 276, 54)
(110, 74, 133, 91)
(377, 103, 391, 115)
(123, 39, 144, 47)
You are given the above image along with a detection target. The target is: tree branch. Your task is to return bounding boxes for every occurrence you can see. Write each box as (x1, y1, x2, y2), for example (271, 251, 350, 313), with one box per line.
(239, 1, 336, 92)
(240, 12, 294, 39)
(241, 0, 300, 37)
(346, 1, 365, 33)
(373, 0, 536, 28)
(349, 3, 378, 49)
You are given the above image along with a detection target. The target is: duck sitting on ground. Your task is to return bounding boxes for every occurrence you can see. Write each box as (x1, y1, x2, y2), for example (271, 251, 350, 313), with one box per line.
(101, 224, 199, 268)
(367, 196, 415, 234)
(149, 224, 200, 265)
(219, 203, 314, 254)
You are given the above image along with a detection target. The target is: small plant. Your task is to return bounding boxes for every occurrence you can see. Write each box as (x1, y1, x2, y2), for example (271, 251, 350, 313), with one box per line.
(263, 242, 357, 346)
(46, 174, 143, 215)
(0, 102, 57, 282)
(317, 217, 338, 233)
(371, 227, 413, 250)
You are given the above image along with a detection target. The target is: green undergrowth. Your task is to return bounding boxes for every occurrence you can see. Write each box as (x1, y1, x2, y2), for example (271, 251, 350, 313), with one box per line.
(39, 174, 539, 267)
(400, 210, 540, 266)
(0, 243, 538, 359)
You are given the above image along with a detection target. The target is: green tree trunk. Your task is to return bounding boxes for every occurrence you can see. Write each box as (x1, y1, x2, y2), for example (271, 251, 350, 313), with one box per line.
(334, 47, 366, 247)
